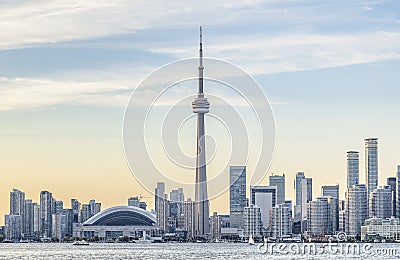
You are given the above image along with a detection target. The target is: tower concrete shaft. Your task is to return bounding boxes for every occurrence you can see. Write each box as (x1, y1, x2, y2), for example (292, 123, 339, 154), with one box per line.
(192, 26, 210, 237)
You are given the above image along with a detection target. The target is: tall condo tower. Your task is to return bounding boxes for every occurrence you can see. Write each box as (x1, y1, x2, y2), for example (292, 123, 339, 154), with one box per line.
(192, 26, 210, 236)
(347, 151, 359, 188)
(365, 138, 378, 194)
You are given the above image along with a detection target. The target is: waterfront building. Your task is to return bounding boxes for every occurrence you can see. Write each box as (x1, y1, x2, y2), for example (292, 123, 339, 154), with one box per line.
(73, 206, 157, 241)
(361, 217, 400, 241)
(24, 199, 34, 238)
(307, 197, 330, 237)
(4, 214, 22, 241)
(40, 190, 53, 238)
(345, 184, 368, 236)
(347, 151, 359, 188)
(230, 166, 247, 229)
(271, 204, 291, 239)
(210, 212, 221, 241)
(243, 204, 262, 239)
(369, 185, 392, 219)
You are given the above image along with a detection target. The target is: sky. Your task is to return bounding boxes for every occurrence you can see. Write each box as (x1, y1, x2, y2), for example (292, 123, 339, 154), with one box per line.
(1, 0, 400, 219)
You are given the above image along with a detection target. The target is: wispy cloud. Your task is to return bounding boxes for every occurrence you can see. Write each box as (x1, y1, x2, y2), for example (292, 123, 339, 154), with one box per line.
(150, 31, 400, 75)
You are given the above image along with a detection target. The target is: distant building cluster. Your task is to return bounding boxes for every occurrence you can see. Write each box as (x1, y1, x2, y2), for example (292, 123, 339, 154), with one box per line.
(152, 137, 400, 242)
(3, 189, 102, 242)
(2, 137, 400, 243)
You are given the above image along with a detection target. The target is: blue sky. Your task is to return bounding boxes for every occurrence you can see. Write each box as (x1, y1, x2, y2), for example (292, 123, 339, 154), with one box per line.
(0, 0, 399, 215)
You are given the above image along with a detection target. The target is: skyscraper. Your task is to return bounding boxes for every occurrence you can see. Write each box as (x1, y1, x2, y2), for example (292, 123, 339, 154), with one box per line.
(300, 178, 312, 220)
(365, 138, 378, 194)
(347, 151, 359, 188)
(295, 172, 305, 206)
(387, 177, 397, 217)
(397, 165, 400, 218)
(71, 199, 81, 223)
(345, 184, 368, 236)
(269, 173, 285, 205)
(155, 182, 165, 214)
(9, 189, 25, 238)
(193, 26, 210, 237)
(369, 186, 392, 219)
(24, 199, 34, 238)
(250, 186, 276, 229)
(40, 190, 53, 238)
(230, 166, 247, 229)
(10, 188, 25, 216)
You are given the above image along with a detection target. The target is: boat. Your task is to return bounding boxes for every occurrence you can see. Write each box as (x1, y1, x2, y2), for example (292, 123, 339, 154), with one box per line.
(72, 240, 90, 246)
(248, 235, 255, 245)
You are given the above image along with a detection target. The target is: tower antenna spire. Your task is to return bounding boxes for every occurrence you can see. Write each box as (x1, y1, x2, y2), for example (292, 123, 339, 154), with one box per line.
(198, 26, 204, 94)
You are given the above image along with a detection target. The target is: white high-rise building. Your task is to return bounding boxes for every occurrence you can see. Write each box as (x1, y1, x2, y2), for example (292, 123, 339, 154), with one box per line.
(369, 186, 392, 219)
(347, 151, 359, 188)
(345, 184, 368, 236)
(271, 204, 291, 239)
(243, 204, 262, 239)
(269, 174, 285, 205)
(365, 138, 378, 194)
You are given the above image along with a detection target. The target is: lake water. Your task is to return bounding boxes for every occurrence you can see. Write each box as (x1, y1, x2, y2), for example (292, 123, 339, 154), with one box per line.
(0, 242, 399, 259)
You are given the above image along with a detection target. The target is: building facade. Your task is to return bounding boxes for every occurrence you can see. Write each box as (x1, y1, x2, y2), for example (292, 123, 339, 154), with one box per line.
(271, 204, 291, 239)
(269, 174, 285, 205)
(369, 186, 392, 219)
(347, 151, 359, 188)
(230, 166, 247, 229)
(365, 138, 378, 194)
(345, 184, 368, 236)
(243, 204, 262, 239)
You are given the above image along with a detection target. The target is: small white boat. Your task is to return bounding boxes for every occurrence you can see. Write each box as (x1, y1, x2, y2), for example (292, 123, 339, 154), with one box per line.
(248, 235, 255, 245)
(72, 240, 90, 246)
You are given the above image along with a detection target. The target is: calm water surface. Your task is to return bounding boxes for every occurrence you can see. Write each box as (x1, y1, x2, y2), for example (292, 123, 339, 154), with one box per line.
(0, 243, 399, 259)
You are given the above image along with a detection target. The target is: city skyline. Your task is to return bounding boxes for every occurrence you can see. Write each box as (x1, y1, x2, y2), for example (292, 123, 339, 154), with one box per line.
(1, 0, 400, 222)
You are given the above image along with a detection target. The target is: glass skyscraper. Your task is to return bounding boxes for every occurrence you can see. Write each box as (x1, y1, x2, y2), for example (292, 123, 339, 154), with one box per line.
(365, 138, 378, 194)
(347, 151, 359, 188)
(269, 174, 285, 205)
(229, 166, 247, 229)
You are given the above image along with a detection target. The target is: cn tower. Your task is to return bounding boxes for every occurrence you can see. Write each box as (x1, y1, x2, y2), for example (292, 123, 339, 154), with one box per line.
(192, 26, 210, 237)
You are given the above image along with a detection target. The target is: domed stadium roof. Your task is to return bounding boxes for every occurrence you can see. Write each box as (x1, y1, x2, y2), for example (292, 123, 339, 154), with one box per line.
(83, 206, 156, 226)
